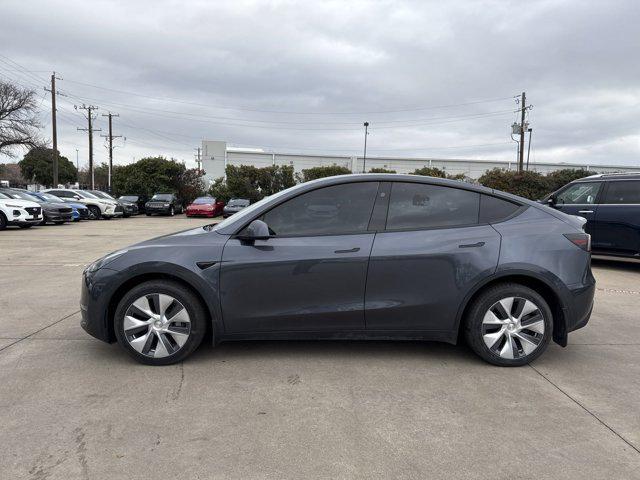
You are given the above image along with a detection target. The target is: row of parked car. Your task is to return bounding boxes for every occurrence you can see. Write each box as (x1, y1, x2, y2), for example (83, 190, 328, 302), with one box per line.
(0, 186, 251, 230)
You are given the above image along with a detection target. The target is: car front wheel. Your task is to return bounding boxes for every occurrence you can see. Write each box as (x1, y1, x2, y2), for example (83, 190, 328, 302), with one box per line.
(88, 205, 101, 220)
(114, 280, 207, 365)
(464, 283, 552, 367)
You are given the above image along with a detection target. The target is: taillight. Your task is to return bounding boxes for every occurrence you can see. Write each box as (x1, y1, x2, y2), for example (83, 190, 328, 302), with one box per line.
(563, 233, 591, 252)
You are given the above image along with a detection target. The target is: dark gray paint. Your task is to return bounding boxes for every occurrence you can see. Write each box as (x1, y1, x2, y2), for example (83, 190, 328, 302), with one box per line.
(80, 174, 595, 349)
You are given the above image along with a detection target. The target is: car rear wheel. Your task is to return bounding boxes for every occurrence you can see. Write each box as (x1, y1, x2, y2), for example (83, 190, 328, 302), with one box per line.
(114, 281, 207, 365)
(464, 283, 552, 366)
(0, 212, 6, 230)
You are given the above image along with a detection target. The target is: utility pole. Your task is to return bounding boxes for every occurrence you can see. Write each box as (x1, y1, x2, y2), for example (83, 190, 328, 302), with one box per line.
(44, 72, 62, 187)
(76, 105, 101, 189)
(101, 112, 121, 192)
(194, 147, 202, 173)
(518, 92, 526, 172)
(362, 122, 369, 173)
(526, 128, 533, 171)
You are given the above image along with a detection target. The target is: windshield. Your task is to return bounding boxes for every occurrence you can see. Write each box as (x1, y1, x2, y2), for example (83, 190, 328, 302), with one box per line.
(0, 192, 10, 199)
(213, 192, 283, 231)
(120, 195, 138, 202)
(228, 199, 249, 207)
(192, 197, 214, 204)
(38, 192, 64, 202)
(151, 194, 173, 201)
(74, 190, 99, 199)
(90, 191, 111, 199)
(4, 190, 38, 201)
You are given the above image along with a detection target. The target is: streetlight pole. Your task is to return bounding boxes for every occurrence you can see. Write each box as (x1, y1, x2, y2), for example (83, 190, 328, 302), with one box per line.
(362, 122, 369, 173)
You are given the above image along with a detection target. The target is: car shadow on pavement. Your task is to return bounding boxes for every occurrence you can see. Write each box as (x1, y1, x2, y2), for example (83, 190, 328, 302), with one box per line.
(591, 256, 640, 272)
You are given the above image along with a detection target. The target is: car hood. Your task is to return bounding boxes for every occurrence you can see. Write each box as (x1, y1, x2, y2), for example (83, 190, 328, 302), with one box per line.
(42, 202, 72, 210)
(0, 198, 41, 208)
(100, 226, 229, 272)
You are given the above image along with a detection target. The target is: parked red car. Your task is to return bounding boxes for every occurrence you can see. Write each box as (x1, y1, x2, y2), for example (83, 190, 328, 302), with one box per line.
(185, 196, 225, 217)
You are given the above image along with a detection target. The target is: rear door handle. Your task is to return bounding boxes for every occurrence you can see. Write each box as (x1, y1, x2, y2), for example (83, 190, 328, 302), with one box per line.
(458, 241, 485, 248)
(334, 247, 360, 254)
(578, 210, 594, 214)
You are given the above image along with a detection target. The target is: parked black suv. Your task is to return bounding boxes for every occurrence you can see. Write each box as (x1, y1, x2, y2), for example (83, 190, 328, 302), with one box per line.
(545, 173, 640, 258)
(145, 193, 183, 216)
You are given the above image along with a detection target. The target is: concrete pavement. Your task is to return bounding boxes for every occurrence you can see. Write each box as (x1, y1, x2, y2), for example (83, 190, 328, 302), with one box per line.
(0, 216, 639, 479)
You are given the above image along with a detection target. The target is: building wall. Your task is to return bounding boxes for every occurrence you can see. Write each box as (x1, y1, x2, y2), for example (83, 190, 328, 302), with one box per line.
(201, 140, 640, 184)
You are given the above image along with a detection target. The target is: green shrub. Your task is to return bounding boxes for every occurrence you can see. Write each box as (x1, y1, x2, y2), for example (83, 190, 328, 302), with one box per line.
(544, 168, 593, 193)
(412, 166, 447, 178)
(299, 164, 351, 182)
(368, 167, 396, 173)
(478, 168, 549, 200)
(209, 164, 296, 203)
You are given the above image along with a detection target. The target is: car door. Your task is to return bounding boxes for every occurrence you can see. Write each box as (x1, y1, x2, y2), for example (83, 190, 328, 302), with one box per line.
(365, 182, 502, 332)
(219, 181, 380, 334)
(592, 180, 640, 255)
(552, 181, 603, 238)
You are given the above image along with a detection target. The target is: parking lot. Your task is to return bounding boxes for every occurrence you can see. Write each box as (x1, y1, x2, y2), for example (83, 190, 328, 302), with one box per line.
(0, 216, 639, 479)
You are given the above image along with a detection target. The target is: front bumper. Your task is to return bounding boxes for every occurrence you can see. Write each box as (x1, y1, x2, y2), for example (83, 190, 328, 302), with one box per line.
(186, 208, 215, 217)
(80, 267, 121, 343)
(7, 207, 42, 225)
(146, 206, 173, 214)
(44, 210, 73, 223)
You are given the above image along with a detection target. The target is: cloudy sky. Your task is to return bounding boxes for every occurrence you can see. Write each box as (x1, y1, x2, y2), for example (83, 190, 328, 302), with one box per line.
(1, 0, 639, 169)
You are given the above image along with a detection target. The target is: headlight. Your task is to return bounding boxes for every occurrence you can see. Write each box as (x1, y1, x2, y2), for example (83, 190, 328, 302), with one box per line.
(163, 203, 170, 207)
(86, 249, 128, 273)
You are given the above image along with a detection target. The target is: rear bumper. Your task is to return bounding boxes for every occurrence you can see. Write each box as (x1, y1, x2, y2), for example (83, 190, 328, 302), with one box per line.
(555, 268, 596, 346)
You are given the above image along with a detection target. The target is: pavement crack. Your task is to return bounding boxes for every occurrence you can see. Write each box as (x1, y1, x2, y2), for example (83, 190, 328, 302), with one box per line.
(170, 362, 185, 401)
(596, 287, 640, 295)
(529, 364, 640, 455)
(0, 310, 81, 354)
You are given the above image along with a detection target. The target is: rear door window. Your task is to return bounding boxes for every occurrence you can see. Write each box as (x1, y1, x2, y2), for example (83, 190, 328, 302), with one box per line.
(386, 182, 479, 230)
(602, 181, 640, 204)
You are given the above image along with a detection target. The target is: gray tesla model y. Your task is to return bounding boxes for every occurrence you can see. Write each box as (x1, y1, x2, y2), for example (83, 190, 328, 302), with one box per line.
(81, 174, 595, 366)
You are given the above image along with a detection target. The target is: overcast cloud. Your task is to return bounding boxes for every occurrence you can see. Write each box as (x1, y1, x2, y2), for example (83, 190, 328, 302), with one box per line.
(1, 0, 639, 169)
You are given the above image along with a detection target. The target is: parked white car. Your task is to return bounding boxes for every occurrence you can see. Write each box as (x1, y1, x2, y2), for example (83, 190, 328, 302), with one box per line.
(44, 189, 123, 220)
(0, 191, 43, 229)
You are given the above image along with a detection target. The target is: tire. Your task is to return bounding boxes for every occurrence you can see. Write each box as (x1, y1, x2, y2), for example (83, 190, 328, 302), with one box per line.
(146, 213, 152, 216)
(19, 224, 34, 229)
(169, 206, 175, 216)
(464, 283, 552, 367)
(0, 212, 6, 230)
(88, 205, 101, 220)
(53, 221, 65, 225)
(114, 280, 207, 365)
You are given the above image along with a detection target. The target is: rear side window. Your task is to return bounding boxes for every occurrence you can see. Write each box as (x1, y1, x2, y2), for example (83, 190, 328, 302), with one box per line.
(262, 182, 379, 236)
(603, 181, 640, 204)
(479, 195, 521, 223)
(386, 182, 479, 230)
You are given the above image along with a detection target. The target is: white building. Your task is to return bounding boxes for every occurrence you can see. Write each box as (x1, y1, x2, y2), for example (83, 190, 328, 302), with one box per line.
(201, 140, 640, 184)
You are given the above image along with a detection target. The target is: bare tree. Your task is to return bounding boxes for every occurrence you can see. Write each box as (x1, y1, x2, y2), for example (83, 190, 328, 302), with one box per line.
(0, 81, 43, 157)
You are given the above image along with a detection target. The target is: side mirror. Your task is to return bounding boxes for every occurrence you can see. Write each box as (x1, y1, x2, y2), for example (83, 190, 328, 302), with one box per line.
(73, 195, 81, 200)
(237, 219, 270, 241)
(547, 195, 556, 206)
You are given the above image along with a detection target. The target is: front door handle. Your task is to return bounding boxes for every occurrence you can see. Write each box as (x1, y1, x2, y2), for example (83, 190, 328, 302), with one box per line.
(458, 241, 485, 248)
(578, 210, 594, 214)
(334, 247, 360, 254)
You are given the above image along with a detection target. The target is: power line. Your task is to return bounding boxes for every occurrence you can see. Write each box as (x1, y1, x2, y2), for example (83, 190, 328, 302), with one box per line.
(62, 77, 516, 115)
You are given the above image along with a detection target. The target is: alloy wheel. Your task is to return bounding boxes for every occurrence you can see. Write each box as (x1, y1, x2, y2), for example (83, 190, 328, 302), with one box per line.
(123, 293, 191, 358)
(482, 296, 545, 360)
